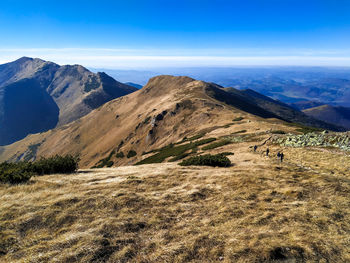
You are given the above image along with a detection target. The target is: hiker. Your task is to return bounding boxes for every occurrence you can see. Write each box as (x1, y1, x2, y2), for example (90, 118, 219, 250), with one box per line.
(277, 152, 281, 158)
(280, 152, 284, 162)
(266, 148, 270, 156)
(253, 145, 257, 152)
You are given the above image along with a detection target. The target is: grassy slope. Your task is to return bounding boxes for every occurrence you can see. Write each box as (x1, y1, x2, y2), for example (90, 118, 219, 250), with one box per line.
(1, 144, 349, 262)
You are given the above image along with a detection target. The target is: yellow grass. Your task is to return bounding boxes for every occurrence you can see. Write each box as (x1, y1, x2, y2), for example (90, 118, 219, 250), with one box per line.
(1, 144, 349, 262)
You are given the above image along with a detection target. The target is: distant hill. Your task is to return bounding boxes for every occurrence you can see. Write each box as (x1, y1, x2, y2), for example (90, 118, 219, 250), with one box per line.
(289, 100, 324, 110)
(303, 105, 350, 130)
(223, 88, 343, 131)
(0, 75, 344, 167)
(0, 57, 137, 145)
(125, 82, 143, 89)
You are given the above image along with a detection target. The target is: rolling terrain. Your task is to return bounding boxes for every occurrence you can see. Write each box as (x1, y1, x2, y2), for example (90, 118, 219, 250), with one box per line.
(1, 75, 350, 262)
(0, 75, 342, 167)
(303, 104, 350, 130)
(0, 57, 137, 145)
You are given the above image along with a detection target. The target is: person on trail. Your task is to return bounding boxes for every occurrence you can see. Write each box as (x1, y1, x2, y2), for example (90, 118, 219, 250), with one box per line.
(280, 152, 284, 162)
(254, 145, 257, 152)
(266, 148, 270, 156)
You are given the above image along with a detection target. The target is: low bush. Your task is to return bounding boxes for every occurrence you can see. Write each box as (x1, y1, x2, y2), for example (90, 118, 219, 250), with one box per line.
(233, 117, 244, 121)
(231, 129, 247, 134)
(136, 138, 216, 165)
(127, 150, 137, 158)
(179, 154, 231, 167)
(93, 150, 115, 168)
(0, 155, 79, 184)
(31, 155, 79, 175)
(187, 133, 206, 141)
(202, 139, 232, 150)
(220, 152, 235, 156)
(116, 151, 124, 158)
(106, 160, 114, 167)
(0, 162, 33, 184)
(271, 130, 286, 134)
(168, 153, 190, 162)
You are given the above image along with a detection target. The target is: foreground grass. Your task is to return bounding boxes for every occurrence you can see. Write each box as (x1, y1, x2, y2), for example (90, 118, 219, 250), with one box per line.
(0, 147, 349, 262)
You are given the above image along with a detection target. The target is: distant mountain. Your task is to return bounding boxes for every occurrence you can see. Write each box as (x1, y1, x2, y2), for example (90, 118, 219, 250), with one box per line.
(289, 100, 325, 110)
(91, 67, 350, 108)
(303, 105, 350, 130)
(125, 82, 143, 89)
(223, 88, 343, 131)
(222, 77, 350, 108)
(0, 75, 343, 166)
(0, 57, 137, 145)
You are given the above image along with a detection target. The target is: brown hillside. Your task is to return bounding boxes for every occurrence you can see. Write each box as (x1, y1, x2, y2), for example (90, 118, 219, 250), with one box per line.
(0, 75, 293, 168)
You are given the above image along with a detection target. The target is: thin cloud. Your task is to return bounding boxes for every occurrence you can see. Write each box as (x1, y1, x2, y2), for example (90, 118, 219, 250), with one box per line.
(0, 48, 349, 68)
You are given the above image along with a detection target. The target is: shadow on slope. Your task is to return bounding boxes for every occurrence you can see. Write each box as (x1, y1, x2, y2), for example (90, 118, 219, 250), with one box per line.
(0, 79, 59, 145)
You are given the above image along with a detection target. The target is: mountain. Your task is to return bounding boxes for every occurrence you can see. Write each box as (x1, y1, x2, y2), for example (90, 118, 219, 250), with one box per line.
(0, 57, 137, 145)
(1, 75, 350, 262)
(303, 105, 350, 130)
(0, 75, 343, 167)
(125, 82, 143, 89)
(289, 100, 324, 110)
(222, 88, 343, 131)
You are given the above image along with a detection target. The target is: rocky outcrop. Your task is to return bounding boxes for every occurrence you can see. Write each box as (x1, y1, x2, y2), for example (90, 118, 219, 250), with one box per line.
(273, 132, 350, 151)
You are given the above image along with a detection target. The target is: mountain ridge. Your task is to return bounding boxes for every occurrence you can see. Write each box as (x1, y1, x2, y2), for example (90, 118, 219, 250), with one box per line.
(0, 57, 137, 145)
(0, 74, 343, 167)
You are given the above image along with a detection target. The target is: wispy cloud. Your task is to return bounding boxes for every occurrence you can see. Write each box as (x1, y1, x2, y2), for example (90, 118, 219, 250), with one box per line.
(0, 48, 349, 68)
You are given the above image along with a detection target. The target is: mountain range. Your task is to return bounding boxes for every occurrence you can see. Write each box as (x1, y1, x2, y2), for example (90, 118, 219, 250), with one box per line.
(0, 57, 137, 145)
(0, 72, 344, 167)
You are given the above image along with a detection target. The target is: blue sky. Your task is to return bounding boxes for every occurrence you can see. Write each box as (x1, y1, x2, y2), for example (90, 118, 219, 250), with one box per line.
(0, 0, 349, 67)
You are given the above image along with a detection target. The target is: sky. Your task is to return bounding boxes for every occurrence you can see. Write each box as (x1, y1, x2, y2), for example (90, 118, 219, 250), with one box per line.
(0, 0, 350, 68)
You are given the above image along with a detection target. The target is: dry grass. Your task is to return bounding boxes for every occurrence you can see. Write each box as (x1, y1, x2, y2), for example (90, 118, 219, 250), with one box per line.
(1, 145, 349, 262)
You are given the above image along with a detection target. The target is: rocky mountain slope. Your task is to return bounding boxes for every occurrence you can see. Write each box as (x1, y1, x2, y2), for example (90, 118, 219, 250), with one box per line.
(0, 57, 137, 145)
(303, 104, 350, 130)
(0, 75, 343, 167)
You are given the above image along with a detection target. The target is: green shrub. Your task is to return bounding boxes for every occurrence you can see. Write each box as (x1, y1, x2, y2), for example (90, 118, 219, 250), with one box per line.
(0, 155, 79, 184)
(116, 151, 124, 158)
(179, 154, 231, 167)
(202, 139, 232, 150)
(271, 130, 286, 134)
(31, 155, 79, 175)
(231, 129, 247, 134)
(233, 117, 244, 121)
(220, 152, 235, 156)
(296, 126, 323, 134)
(286, 122, 323, 134)
(94, 150, 116, 168)
(168, 153, 190, 162)
(188, 133, 206, 141)
(106, 161, 114, 167)
(0, 162, 33, 184)
(136, 138, 216, 165)
(127, 150, 137, 158)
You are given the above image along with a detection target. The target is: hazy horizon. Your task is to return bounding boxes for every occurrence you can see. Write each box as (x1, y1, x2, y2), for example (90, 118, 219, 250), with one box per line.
(1, 0, 349, 68)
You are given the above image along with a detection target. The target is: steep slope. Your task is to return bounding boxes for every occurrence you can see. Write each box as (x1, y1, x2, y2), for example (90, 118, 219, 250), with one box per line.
(0, 75, 342, 167)
(289, 100, 324, 110)
(0, 57, 137, 145)
(303, 104, 350, 130)
(223, 87, 344, 131)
